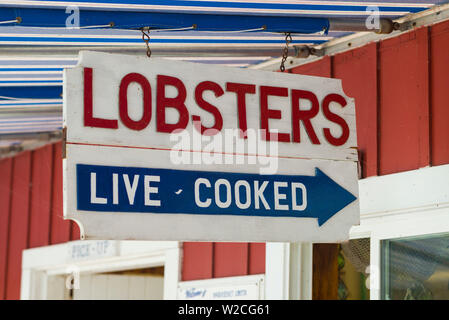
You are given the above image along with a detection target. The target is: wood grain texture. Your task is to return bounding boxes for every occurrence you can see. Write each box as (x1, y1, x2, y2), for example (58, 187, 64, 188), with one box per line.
(28, 144, 53, 248)
(378, 27, 430, 175)
(312, 243, 339, 300)
(333, 43, 378, 177)
(213, 243, 249, 278)
(182, 242, 214, 281)
(430, 20, 449, 166)
(248, 243, 266, 275)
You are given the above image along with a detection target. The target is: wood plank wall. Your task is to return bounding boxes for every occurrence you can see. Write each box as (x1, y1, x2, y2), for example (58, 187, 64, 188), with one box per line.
(0, 142, 79, 300)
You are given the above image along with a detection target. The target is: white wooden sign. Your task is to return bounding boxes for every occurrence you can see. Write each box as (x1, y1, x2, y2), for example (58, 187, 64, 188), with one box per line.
(63, 51, 359, 242)
(177, 275, 264, 300)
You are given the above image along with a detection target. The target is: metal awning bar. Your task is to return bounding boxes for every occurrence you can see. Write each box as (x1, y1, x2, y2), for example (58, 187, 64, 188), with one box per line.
(0, 45, 300, 57)
(329, 18, 397, 34)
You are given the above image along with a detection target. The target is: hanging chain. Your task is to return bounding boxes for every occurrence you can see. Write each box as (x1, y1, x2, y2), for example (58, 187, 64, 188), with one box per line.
(141, 28, 152, 58)
(280, 32, 292, 72)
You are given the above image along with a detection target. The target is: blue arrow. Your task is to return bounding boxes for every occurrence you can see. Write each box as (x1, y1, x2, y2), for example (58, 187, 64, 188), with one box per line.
(76, 164, 357, 227)
(306, 168, 357, 226)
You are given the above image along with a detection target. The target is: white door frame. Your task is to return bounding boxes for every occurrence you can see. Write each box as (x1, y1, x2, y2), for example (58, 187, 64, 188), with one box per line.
(265, 164, 449, 300)
(21, 240, 181, 300)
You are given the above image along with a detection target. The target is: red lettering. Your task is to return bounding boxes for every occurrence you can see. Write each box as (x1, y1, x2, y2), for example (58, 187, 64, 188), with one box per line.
(291, 89, 320, 144)
(84, 67, 118, 129)
(260, 86, 290, 142)
(192, 81, 224, 135)
(156, 75, 189, 133)
(226, 82, 256, 139)
(322, 93, 350, 146)
(119, 73, 152, 131)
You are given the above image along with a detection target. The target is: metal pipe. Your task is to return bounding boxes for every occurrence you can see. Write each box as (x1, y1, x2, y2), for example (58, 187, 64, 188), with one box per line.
(329, 18, 395, 34)
(295, 18, 396, 59)
(0, 45, 297, 57)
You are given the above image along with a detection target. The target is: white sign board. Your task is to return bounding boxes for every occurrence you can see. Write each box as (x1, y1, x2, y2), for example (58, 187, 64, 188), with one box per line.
(177, 275, 264, 300)
(63, 51, 359, 242)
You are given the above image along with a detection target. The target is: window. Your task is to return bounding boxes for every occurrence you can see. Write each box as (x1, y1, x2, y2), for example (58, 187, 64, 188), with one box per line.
(381, 233, 449, 300)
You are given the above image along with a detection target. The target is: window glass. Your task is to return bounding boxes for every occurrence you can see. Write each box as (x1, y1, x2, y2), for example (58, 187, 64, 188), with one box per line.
(382, 233, 449, 300)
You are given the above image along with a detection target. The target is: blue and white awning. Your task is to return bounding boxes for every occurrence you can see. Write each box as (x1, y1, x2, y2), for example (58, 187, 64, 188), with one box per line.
(0, 0, 443, 149)
(0, 0, 436, 18)
(0, 0, 439, 33)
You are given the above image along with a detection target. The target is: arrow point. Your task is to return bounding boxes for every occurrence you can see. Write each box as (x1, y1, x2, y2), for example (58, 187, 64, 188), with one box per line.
(317, 216, 328, 227)
(313, 167, 357, 227)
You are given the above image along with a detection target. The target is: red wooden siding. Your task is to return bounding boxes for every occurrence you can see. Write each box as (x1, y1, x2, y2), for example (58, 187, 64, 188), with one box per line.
(181, 242, 266, 281)
(213, 243, 249, 278)
(0, 142, 77, 300)
(289, 25, 446, 178)
(28, 145, 53, 248)
(290, 55, 331, 77)
(5, 151, 31, 300)
(182, 242, 214, 281)
(378, 27, 430, 175)
(332, 43, 379, 177)
(430, 20, 449, 166)
(248, 243, 266, 275)
(0, 158, 12, 300)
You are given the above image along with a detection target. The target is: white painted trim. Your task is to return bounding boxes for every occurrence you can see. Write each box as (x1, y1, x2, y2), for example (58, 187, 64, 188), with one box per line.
(289, 242, 313, 300)
(358, 165, 449, 217)
(21, 240, 180, 300)
(369, 236, 381, 300)
(265, 242, 289, 300)
(164, 246, 181, 300)
(351, 164, 449, 241)
(265, 242, 313, 300)
(19, 269, 32, 300)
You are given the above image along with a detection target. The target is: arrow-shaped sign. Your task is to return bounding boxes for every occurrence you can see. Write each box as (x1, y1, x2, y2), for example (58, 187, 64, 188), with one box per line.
(76, 164, 357, 227)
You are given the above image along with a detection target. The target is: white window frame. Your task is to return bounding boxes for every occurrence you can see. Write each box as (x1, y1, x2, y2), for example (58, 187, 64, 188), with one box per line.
(21, 240, 181, 300)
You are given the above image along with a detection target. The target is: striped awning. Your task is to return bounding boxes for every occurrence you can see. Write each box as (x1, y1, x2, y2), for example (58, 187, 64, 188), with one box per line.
(0, 1, 437, 19)
(0, 0, 443, 152)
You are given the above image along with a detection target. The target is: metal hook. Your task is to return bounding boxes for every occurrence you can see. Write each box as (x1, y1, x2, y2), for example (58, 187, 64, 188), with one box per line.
(141, 28, 152, 58)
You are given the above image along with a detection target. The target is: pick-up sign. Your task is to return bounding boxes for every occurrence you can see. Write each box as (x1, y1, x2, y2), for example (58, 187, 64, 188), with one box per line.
(63, 51, 359, 242)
